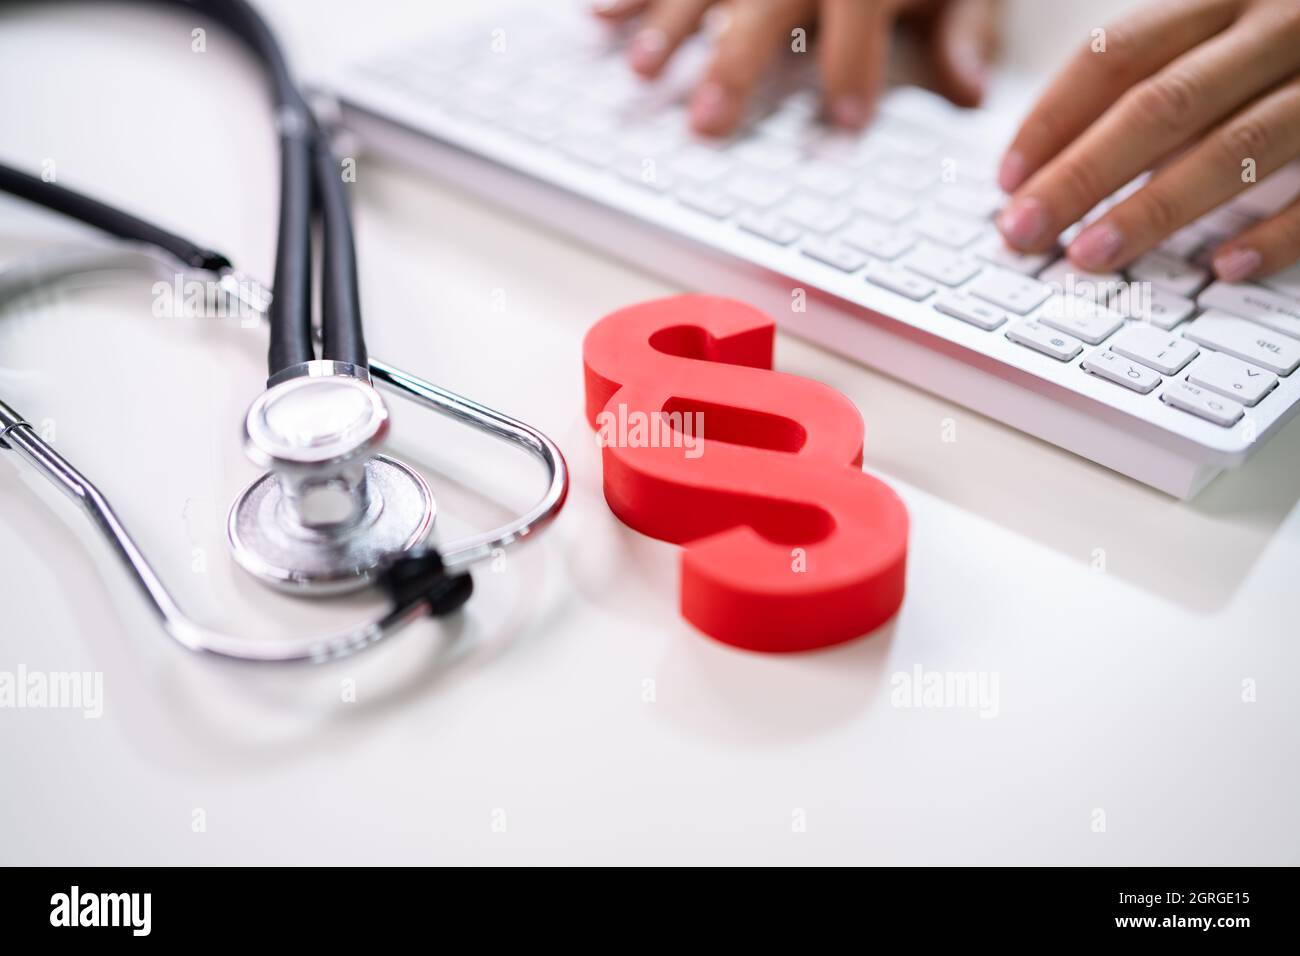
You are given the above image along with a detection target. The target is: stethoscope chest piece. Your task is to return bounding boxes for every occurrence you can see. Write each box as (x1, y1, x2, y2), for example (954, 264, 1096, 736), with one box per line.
(226, 361, 436, 594)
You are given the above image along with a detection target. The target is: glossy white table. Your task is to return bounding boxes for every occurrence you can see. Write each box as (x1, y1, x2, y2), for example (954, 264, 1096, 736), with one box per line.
(1, 0, 1296, 865)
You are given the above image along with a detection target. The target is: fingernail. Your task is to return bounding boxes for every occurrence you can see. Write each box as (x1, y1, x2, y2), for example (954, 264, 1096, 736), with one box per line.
(951, 41, 987, 91)
(1213, 247, 1262, 283)
(997, 197, 1047, 249)
(998, 150, 1027, 193)
(629, 28, 668, 74)
(830, 96, 870, 130)
(1069, 223, 1125, 271)
(690, 81, 733, 134)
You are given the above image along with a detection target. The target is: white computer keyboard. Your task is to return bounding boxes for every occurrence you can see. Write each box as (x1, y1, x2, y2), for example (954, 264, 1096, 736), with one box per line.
(327, 3, 1300, 498)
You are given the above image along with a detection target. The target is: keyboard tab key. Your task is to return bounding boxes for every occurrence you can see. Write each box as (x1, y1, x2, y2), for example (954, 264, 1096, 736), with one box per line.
(1082, 349, 1162, 394)
(1197, 282, 1300, 341)
(1108, 324, 1198, 375)
(933, 292, 1007, 331)
(1036, 295, 1125, 345)
(1181, 311, 1300, 376)
(864, 261, 935, 301)
(1186, 351, 1278, 406)
(1160, 380, 1244, 427)
(1006, 319, 1083, 361)
(968, 267, 1053, 315)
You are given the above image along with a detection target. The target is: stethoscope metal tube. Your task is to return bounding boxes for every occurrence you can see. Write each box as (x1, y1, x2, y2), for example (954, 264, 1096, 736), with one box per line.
(0, 248, 569, 663)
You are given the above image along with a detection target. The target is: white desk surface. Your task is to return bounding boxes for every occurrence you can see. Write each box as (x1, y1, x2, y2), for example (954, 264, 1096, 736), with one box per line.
(1, 0, 1297, 866)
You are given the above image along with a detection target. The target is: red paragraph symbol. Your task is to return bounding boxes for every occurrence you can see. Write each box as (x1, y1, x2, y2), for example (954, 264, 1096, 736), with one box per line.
(583, 295, 908, 652)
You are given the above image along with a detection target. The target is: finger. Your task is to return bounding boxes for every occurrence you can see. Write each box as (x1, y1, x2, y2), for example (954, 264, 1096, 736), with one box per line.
(591, 0, 652, 20)
(996, 0, 1241, 194)
(931, 0, 1000, 108)
(818, 0, 893, 129)
(998, 16, 1300, 254)
(628, 0, 714, 78)
(691, 0, 812, 135)
(1210, 196, 1300, 284)
(1066, 77, 1300, 272)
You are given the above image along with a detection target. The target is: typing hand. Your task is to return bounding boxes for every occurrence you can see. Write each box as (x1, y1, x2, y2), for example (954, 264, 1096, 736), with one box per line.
(997, 0, 1300, 283)
(593, 0, 1000, 135)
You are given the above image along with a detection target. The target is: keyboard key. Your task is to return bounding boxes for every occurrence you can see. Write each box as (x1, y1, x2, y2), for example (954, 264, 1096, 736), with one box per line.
(1118, 284, 1196, 330)
(1109, 324, 1198, 374)
(794, 160, 858, 197)
(934, 184, 1003, 220)
(875, 160, 939, 193)
(968, 267, 1053, 315)
(1186, 351, 1278, 406)
(933, 292, 1007, 330)
(972, 235, 1054, 275)
(801, 237, 867, 273)
(1127, 250, 1210, 297)
(911, 208, 984, 248)
(851, 183, 917, 224)
(558, 135, 616, 166)
(1037, 295, 1125, 345)
(1083, 349, 1162, 394)
(724, 171, 791, 209)
(1160, 380, 1244, 427)
(676, 183, 738, 219)
(1159, 227, 1206, 261)
(871, 118, 942, 158)
(615, 155, 673, 191)
(669, 147, 734, 183)
(506, 112, 563, 143)
(731, 137, 802, 172)
(1039, 260, 1125, 300)
(1233, 162, 1300, 217)
(737, 209, 802, 245)
(1182, 311, 1300, 375)
(776, 194, 851, 234)
(864, 261, 935, 301)
(1197, 282, 1300, 341)
(1260, 261, 1300, 300)
(1006, 319, 1083, 361)
(900, 243, 981, 287)
(836, 218, 914, 260)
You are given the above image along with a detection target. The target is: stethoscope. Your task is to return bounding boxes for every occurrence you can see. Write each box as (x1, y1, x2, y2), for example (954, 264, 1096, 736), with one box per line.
(0, 0, 568, 662)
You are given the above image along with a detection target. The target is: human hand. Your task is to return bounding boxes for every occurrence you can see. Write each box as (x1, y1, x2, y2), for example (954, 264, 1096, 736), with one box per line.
(593, 0, 1000, 136)
(996, 0, 1300, 283)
